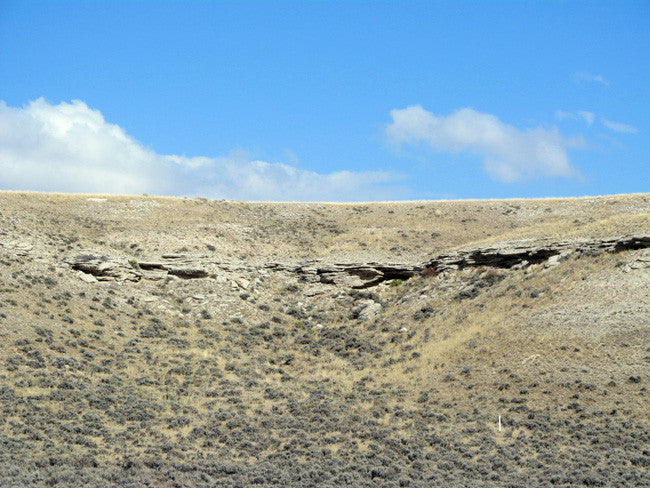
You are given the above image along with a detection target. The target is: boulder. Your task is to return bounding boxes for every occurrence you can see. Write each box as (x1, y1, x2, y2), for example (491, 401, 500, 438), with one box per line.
(235, 277, 250, 290)
(356, 299, 382, 319)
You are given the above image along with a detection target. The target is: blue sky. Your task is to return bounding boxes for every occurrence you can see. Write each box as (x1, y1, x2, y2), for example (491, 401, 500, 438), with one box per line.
(0, 1, 647, 201)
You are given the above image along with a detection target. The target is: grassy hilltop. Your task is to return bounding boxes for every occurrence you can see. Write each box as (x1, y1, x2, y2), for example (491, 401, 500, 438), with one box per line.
(0, 191, 648, 487)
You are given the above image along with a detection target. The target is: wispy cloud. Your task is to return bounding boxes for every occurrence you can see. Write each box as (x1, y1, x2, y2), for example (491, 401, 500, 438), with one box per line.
(573, 72, 609, 86)
(601, 117, 639, 134)
(555, 110, 574, 122)
(578, 111, 595, 125)
(0, 98, 403, 201)
(386, 106, 582, 183)
(555, 110, 595, 125)
(556, 110, 638, 135)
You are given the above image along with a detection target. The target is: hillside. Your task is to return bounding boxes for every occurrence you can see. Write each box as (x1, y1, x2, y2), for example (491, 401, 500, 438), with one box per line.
(0, 191, 648, 487)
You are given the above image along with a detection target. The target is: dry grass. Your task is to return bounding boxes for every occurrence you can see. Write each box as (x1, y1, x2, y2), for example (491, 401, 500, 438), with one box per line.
(0, 191, 648, 487)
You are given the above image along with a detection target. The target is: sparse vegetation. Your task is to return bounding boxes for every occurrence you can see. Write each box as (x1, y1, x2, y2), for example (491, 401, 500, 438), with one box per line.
(0, 191, 648, 487)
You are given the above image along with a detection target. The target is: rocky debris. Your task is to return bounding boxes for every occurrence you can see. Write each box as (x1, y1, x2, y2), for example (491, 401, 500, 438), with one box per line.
(544, 250, 573, 268)
(303, 286, 326, 297)
(620, 249, 650, 273)
(75, 270, 98, 283)
(0, 240, 34, 256)
(424, 233, 650, 272)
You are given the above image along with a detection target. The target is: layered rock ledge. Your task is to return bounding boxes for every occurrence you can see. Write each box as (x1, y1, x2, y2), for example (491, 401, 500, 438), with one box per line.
(424, 233, 650, 272)
(57, 233, 649, 288)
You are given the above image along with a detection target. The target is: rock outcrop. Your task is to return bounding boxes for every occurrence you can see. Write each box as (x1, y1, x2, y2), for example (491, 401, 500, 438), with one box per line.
(264, 262, 423, 288)
(137, 255, 209, 279)
(63, 233, 649, 287)
(67, 255, 142, 282)
(424, 233, 650, 272)
(67, 254, 209, 281)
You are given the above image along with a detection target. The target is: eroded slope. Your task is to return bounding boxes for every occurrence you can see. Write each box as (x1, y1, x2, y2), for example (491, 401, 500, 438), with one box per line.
(0, 192, 648, 487)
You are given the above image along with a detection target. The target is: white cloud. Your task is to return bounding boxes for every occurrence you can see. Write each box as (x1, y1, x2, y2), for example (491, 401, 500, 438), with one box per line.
(573, 72, 609, 86)
(601, 117, 639, 134)
(577, 111, 595, 125)
(186, 156, 399, 201)
(386, 105, 581, 182)
(0, 98, 402, 201)
(555, 110, 594, 125)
